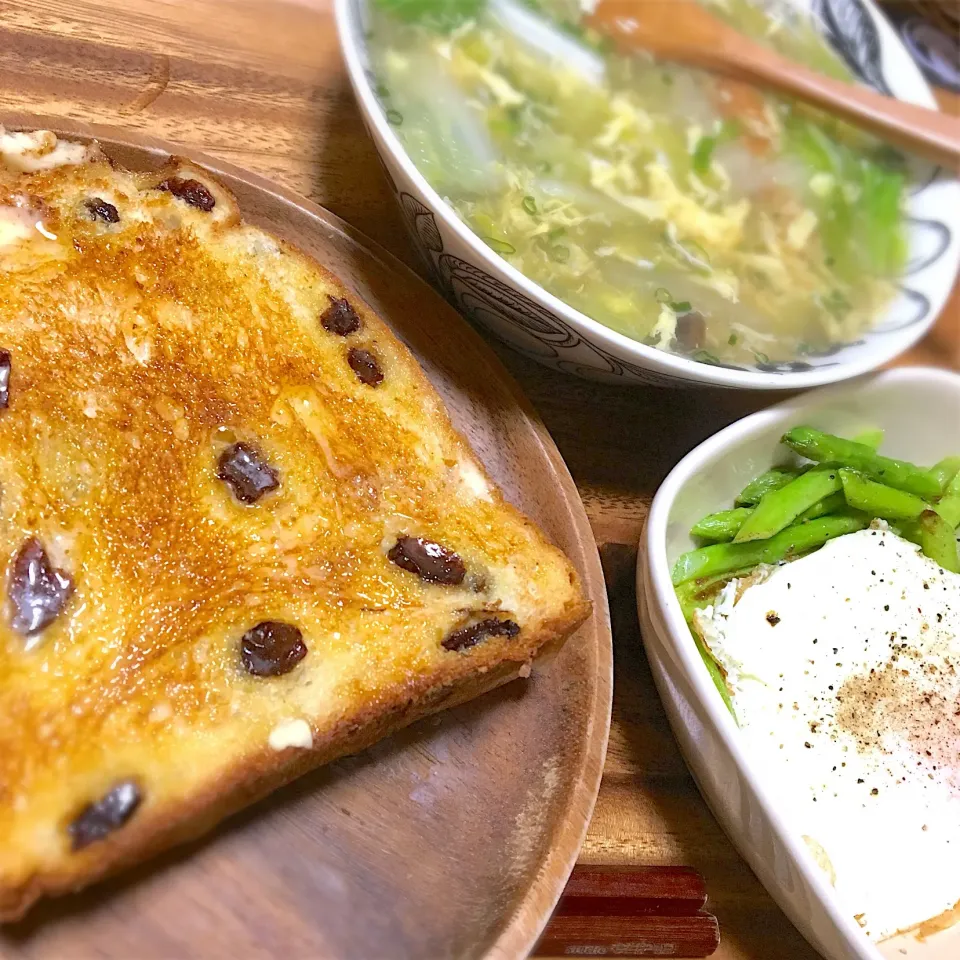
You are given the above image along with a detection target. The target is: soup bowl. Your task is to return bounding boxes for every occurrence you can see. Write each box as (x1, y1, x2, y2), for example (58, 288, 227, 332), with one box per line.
(335, 0, 959, 389)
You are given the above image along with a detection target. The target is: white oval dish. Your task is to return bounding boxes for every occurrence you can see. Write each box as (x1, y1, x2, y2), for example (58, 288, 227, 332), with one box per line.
(335, 0, 960, 389)
(638, 365, 960, 959)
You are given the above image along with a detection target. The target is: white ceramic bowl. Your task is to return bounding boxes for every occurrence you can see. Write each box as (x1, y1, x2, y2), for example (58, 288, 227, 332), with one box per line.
(638, 365, 960, 960)
(335, 0, 960, 389)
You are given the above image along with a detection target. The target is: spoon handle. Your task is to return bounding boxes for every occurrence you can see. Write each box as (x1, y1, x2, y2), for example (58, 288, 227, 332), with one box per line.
(720, 41, 960, 170)
(591, 0, 960, 169)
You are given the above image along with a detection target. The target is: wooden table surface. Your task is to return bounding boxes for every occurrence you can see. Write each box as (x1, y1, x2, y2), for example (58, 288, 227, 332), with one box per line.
(2, 1, 957, 956)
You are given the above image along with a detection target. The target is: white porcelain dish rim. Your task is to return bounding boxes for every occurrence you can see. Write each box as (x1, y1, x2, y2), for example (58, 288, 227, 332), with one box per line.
(335, 0, 959, 390)
(639, 365, 960, 959)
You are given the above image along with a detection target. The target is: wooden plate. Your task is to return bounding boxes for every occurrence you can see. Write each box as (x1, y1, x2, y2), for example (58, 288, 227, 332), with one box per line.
(0, 116, 612, 960)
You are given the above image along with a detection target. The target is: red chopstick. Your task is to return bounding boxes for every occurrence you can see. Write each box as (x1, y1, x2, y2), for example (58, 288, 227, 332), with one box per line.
(533, 866, 720, 958)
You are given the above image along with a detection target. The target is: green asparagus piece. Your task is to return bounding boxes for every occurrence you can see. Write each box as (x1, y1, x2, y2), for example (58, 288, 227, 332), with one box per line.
(797, 490, 847, 522)
(734, 465, 842, 542)
(691, 508, 754, 542)
(852, 428, 884, 450)
(838, 468, 929, 521)
(690, 628, 737, 721)
(930, 455, 960, 491)
(672, 515, 867, 585)
(919, 509, 960, 573)
(782, 426, 941, 499)
(936, 502, 960, 529)
(934, 469, 960, 528)
(734, 468, 801, 506)
(894, 520, 922, 546)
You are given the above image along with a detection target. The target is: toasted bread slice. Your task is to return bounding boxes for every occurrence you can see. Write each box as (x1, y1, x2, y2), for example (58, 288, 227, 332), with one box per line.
(0, 129, 589, 920)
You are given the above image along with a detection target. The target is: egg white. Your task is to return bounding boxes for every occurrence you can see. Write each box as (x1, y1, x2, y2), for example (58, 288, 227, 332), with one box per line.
(696, 527, 960, 941)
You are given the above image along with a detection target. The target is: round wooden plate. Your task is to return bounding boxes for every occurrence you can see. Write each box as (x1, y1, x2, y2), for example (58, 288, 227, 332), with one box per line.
(0, 116, 613, 960)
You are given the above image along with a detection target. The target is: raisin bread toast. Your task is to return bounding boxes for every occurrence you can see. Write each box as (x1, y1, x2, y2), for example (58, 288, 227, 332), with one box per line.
(0, 128, 590, 920)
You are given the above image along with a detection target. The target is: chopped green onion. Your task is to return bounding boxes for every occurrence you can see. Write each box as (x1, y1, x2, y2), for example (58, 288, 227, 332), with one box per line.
(484, 237, 516, 255)
(693, 118, 741, 175)
(692, 350, 722, 366)
(655, 287, 672, 304)
(522, 195, 537, 216)
(728, 333, 738, 346)
(692, 136, 717, 176)
(371, 0, 484, 27)
(822, 288, 850, 318)
(670, 300, 692, 314)
(552, 245, 571, 263)
(386, 108, 404, 126)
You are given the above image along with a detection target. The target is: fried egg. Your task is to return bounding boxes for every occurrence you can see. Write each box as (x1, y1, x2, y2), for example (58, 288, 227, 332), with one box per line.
(696, 527, 960, 941)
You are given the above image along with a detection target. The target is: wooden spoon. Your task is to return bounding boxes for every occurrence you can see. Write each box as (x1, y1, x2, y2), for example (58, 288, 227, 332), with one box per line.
(586, 0, 960, 168)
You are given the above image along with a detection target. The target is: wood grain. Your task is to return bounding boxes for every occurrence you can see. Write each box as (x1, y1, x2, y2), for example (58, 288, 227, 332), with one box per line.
(1, 1, 957, 957)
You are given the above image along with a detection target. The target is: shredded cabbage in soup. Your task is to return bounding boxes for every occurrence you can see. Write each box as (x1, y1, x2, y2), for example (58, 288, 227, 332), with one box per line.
(367, 0, 907, 368)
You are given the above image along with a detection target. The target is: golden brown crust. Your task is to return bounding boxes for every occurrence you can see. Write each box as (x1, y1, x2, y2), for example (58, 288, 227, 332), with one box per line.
(0, 135, 589, 919)
(0, 603, 587, 922)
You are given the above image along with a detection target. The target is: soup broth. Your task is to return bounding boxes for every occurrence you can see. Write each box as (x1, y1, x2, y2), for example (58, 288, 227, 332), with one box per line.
(367, 0, 907, 368)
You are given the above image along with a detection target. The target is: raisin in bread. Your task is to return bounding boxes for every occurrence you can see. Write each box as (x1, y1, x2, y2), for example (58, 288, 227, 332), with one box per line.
(0, 128, 589, 920)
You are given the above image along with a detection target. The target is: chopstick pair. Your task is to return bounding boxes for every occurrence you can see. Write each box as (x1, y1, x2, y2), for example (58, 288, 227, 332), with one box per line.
(533, 865, 720, 958)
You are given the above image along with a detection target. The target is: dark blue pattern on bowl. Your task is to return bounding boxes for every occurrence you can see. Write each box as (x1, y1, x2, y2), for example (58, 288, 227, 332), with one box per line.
(812, 0, 891, 93)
